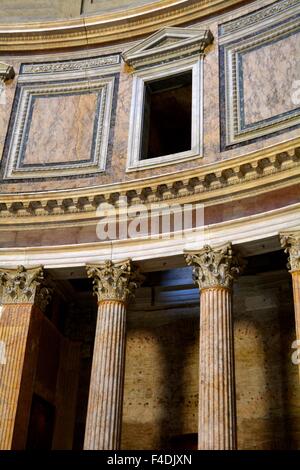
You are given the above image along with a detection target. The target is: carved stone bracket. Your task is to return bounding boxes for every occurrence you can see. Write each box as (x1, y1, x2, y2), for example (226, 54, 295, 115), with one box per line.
(0, 265, 52, 311)
(280, 232, 300, 272)
(184, 242, 244, 290)
(86, 259, 144, 303)
(0, 62, 15, 82)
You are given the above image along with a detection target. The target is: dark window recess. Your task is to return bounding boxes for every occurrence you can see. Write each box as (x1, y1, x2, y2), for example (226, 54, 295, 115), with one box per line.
(26, 394, 56, 450)
(141, 71, 192, 160)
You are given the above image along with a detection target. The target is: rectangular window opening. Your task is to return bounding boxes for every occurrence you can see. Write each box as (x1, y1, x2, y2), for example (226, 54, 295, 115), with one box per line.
(140, 70, 193, 160)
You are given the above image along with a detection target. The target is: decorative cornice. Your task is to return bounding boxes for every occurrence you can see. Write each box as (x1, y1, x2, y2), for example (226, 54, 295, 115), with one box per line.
(0, 265, 52, 309)
(184, 242, 244, 289)
(0, 62, 15, 81)
(0, 138, 299, 226)
(0, 0, 248, 51)
(86, 259, 144, 303)
(280, 231, 300, 272)
(122, 27, 213, 69)
(0, 202, 298, 270)
(219, 0, 299, 37)
(21, 55, 120, 75)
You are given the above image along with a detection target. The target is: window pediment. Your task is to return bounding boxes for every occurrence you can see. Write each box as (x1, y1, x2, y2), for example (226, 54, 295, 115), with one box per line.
(122, 27, 213, 70)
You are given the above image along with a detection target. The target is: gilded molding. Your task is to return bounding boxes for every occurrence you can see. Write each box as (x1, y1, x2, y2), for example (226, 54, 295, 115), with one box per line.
(280, 232, 300, 272)
(0, 0, 245, 51)
(0, 265, 52, 310)
(86, 259, 144, 303)
(184, 243, 244, 289)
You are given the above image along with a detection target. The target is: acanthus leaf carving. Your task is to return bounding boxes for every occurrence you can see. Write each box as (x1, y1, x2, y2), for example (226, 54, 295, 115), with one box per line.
(86, 259, 144, 303)
(0, 265, 52, 310)
(184, 242, 244, 289)
(280, 232, 300, 272)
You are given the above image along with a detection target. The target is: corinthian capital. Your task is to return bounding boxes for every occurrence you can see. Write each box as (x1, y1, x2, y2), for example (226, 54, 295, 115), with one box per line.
(184, 243, 244, 290)
(280, 232, 300, 272)
(86, 260, 144, 303)
(0, 265, 52, 310)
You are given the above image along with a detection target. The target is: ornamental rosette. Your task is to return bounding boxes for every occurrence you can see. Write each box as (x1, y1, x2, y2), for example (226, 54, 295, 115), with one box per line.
(280, 232, 300, 272)
(0, 265, 52, 310)
(86, 259, 144, 303)
(184, 243, 244, 290)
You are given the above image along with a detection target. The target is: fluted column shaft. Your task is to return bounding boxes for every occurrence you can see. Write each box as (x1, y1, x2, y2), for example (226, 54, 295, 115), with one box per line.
(291, 271, 300, 382)
(291, 271, 300, 351)
(84, 260, 143, 450)
(84, 300, 126, 449)
(185, 243, 243, 450)
(199, 287, 236, 449)
(0, 304, 35, 449)
(0, 266, 51, 449)
(280, 232, 300, 381)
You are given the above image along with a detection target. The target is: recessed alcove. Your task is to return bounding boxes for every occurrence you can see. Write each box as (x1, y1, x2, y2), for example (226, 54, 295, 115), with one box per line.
(141, 71, 192, 160)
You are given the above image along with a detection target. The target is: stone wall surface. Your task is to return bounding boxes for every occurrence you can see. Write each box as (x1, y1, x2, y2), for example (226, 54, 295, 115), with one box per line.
(0, 0, 299, 194)
(121, 271, 300, 449)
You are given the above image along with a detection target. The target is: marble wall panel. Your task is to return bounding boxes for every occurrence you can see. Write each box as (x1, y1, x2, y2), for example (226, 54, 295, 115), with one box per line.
(242, 32, 300, 126)
(219, 0, 300, 148)
(23, 92, 98, 165)
(0, 69, 117, 180)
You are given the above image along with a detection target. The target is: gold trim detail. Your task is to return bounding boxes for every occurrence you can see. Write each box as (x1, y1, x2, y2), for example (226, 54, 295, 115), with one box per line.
(0, 0, 247, 51)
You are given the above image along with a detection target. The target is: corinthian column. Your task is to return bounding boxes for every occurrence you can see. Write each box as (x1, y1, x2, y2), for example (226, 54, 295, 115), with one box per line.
(185, 243, 243, 450)
(280, 232, 300, 380)
(0, 266, 52, 450)
(84, 259, 143, 450)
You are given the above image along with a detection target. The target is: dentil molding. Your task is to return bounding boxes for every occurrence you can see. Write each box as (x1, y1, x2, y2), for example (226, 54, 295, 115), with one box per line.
(0, 138, 299, 227)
